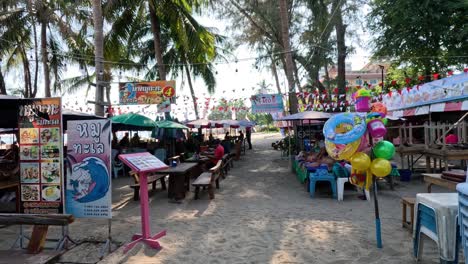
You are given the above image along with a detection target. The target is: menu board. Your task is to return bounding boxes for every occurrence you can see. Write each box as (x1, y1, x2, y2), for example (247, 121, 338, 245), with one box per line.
(65, 120, 112, 219)
(119, 152, 168, 173)
(18, 98, 63, 214)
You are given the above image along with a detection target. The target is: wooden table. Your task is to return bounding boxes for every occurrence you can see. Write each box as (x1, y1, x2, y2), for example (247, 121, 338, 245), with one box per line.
(422, 173, 458, 193)
(154, 163, 198, 201)
(0, 178, 20, 212)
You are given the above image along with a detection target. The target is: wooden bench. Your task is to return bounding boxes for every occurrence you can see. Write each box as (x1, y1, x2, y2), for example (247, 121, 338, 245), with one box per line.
(129, 171, 167, 201)
(221, 154, 232, 177)
(401, 197, 415, 230)
(232, 141, 242, 161)
(192, 160, 223, 200)
(0, 213, 74, 254)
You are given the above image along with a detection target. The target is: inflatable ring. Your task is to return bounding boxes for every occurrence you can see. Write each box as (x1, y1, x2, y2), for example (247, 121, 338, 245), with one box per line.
(323, 113, 367, 144)
(325, 139, 360, 160)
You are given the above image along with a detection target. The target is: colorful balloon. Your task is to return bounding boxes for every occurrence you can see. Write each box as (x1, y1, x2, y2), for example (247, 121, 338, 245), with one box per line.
(370, 158, 392, 177)
(350, 152, 371, 171)
(373, 140, 395, 160)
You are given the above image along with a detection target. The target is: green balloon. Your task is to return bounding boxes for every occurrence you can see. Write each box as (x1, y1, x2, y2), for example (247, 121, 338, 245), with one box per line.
(373, 140, 395, 160)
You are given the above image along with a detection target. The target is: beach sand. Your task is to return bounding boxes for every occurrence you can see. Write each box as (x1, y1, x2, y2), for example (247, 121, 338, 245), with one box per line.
(0, 132, 453, 263)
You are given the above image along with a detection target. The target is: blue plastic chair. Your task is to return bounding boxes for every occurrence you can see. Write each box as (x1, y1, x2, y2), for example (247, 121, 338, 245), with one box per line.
(457, 183, 468, 262)
(111, 149, 124, 179)
(413, 203, 459, 263)
(309, 167, 337, 199)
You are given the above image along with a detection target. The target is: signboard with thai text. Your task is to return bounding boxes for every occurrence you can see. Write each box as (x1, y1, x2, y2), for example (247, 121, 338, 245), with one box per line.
(65, 120, 112, 218)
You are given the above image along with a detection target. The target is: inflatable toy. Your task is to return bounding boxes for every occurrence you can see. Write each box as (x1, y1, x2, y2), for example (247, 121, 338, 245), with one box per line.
(370, 158, 392, 177)
(373, 140, 395, 160)
(371, 102, 387, 117)
(325, 139, 360, 160)
(357, 134, 369, 152)
(350, 152, 371, 171)
(355, 89, 372, 112)
(367, 119, 387, 138)
(323, 113, 366, 144)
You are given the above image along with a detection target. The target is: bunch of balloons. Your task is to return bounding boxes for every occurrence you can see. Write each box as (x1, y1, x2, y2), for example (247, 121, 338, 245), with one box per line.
(323, 90, 396, 190)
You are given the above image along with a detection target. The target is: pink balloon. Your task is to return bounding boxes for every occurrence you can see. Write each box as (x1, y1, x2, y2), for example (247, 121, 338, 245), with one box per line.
(357, 134, 368, 152)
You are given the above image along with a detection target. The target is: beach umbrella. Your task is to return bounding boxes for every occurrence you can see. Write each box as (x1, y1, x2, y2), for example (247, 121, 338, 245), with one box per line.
(155, 120, 189, 130)
(278, 111, 333, 121)
(186, 119, 211, 128)
(110, 113, 156, 131)
(238, 119, 256, 128)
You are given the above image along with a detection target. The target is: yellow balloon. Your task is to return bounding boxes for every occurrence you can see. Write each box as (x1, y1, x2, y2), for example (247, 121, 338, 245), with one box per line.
(325, 139, 361, 160)
(370, 158, 392, 177)
(350, 152, 371, 171)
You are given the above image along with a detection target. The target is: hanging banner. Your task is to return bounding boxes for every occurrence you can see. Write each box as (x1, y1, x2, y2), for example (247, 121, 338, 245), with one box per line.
(250, 94, 284, 113)
(119, 80, 176, 105)
(383, 73, 468, 111)
(18, 98, 63, 214)
(65, 120, 112, 219)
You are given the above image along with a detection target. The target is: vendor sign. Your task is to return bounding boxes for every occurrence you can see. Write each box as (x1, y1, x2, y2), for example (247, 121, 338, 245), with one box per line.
(251, 94, 284, 113)
(65, 120, 112, 218)
(119, 80, 176, 105)
(18, 98, 63, 214)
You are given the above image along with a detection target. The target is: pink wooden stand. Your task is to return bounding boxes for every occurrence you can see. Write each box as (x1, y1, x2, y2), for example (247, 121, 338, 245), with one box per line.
(118, 153, 168, 253)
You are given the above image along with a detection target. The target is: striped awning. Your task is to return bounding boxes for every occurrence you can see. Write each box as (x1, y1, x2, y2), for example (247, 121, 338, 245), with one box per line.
(389, 101, 468, 118)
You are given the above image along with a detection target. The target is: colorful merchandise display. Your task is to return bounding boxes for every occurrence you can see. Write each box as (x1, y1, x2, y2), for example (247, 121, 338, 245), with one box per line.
(323, 98, 394, 249)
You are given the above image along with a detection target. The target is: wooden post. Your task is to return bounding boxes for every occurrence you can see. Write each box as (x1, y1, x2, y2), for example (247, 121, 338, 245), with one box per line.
(408, 123, 413, 145)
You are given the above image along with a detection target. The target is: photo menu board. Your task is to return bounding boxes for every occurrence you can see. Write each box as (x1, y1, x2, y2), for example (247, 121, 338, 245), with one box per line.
(18, 98, 63, 214)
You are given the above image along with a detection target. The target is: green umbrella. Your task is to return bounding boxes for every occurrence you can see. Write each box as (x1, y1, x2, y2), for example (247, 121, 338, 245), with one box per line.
(154, 120, 189, 130)
(110, 113, 156, 131)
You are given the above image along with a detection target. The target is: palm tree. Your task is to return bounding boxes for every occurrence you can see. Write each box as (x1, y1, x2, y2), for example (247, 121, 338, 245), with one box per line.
(279, 0, 298, 114)
(93, 0, 105, 116)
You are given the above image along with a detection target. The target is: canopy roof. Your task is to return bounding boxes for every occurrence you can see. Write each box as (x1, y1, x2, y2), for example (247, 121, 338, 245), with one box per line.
(110, 113, 156, 131)
(278, 111, 333, 121)
(155, 120, 189, 130)
(186, 119, 211, 128)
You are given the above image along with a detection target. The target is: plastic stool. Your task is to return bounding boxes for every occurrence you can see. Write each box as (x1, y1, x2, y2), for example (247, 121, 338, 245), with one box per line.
(337, 177, 349, 201)
(309, 168, 337, 199)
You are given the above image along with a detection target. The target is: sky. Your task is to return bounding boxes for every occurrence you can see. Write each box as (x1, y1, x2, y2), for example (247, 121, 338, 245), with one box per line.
(5, 8, 371, 122)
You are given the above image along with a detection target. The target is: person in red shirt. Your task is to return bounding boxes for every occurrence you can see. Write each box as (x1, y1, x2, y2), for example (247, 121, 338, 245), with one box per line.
(205, 139, 224, 169)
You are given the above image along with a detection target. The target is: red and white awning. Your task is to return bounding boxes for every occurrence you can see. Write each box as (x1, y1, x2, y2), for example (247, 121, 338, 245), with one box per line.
(389, 101, 468, 118)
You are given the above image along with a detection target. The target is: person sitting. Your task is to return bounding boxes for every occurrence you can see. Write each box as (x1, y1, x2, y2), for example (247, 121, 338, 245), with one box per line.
(208, 133, 214, 143)
(221, 139, 231, 154)
(224, 132, 230, 140)
(111, 131, 119, 149)
(119, 132, 130, 148)
(130, 133, 141, 147)
(238, 131, 244, 141)
(205, 139, 224, 170)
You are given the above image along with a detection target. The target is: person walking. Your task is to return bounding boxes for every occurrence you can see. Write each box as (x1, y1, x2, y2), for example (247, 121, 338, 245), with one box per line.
(246, 127, 252, 149)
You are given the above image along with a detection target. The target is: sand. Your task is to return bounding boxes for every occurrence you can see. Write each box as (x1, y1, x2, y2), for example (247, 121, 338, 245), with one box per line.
(0, 132, 453, 263)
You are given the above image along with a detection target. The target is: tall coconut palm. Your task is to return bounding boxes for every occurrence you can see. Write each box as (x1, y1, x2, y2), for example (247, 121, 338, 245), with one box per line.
(93, 0, 105, 116)
(279, 0, 298, 114)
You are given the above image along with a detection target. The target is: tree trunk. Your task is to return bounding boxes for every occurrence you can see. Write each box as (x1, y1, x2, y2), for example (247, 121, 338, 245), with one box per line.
(271, 58, 282, 95)
(334, 1, 346, 97)
(21, 49, 32, 98)
(149, 1, 166, 80)
(32, 18, 39, 97)
(93, 0, 105, 116)
(185, 64, 199, 119)
(0, 70, 6, 95)
(279, 0, 298, 114)
(41, 21, 51, 97)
